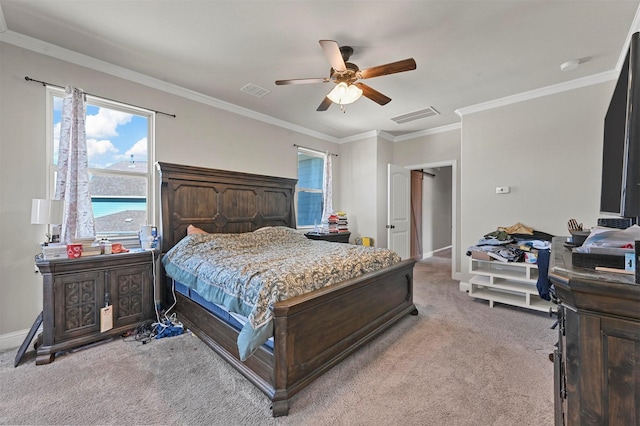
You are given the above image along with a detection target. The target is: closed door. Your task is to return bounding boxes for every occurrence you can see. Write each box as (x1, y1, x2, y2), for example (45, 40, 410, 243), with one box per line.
(387, 164, 410, 259)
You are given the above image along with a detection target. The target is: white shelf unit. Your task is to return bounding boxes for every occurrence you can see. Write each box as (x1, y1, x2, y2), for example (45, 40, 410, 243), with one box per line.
(467, 258, 556, 313)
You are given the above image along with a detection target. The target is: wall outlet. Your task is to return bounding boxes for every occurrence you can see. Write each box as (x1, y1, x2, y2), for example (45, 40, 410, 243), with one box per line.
(495, 186, 511, 194)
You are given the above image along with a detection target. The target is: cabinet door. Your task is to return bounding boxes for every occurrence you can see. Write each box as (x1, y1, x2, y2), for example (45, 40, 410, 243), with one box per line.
(554, 307, 567, 426)
(598, 317, 640, 426)
(571, 312, 640, 425)
(563, 308, 581, 426)
(553, 348, 564, 426)
(108, 264, 153, 328)
(54, 271, 104, 340)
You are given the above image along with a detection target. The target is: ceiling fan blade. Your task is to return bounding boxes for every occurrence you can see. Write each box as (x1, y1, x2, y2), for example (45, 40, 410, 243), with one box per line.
(355, 83, 391, 105)
(317, 97, 332, 111)
(275, 78, 330, 85)
(359, 58, 417, 79)
(319, 40, 346, 72)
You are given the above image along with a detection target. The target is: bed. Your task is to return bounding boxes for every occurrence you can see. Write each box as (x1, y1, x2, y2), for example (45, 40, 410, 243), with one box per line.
(157, 162, 417, 416)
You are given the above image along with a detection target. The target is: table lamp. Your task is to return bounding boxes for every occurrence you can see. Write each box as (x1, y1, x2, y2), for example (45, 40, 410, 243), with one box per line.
(31, 199, 64, 244)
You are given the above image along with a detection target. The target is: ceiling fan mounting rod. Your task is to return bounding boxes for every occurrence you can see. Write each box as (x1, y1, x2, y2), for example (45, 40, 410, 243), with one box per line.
(340, 46, 354, 62)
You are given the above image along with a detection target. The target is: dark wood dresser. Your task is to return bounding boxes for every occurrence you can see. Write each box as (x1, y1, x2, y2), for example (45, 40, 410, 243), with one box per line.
(548, 237, 640, 426)
(35, 249, 157, 365)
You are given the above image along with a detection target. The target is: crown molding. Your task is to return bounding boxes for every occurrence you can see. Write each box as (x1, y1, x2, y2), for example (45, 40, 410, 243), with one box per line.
(617, 4, 640, 70)
(0, 30, 340, 144)
(455, 71, 617, 117)
(335, 127, 462, 145)
(335, 130, 379, 144)
(0, 4, 7, 33)
(377, 131, 396, 142)
(393, 122, 461, 142)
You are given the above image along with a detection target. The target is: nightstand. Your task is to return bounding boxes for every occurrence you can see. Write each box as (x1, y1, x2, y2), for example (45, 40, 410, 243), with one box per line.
(304, 232, 351, 244)
(34, 249, 157, 365)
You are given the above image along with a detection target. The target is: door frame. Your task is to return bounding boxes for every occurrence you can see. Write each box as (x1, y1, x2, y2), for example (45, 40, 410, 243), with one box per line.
(405, 160, 459, 280)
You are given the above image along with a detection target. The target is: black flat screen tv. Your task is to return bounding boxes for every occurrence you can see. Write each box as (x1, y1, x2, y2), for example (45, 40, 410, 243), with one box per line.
(601, 32, 640, 218)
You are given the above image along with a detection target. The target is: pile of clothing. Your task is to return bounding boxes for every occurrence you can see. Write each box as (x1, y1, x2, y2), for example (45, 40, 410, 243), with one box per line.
(466, 222, 553, 263)
(466, 222, 555, 301)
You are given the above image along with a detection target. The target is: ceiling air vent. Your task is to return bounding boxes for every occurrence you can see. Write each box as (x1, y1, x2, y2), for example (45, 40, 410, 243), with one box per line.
(391, 107, 440, 124)
(241, 83, 271, 98)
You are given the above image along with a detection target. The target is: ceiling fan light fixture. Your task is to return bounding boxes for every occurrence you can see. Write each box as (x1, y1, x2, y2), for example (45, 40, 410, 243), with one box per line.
(327, 82, 363, 105)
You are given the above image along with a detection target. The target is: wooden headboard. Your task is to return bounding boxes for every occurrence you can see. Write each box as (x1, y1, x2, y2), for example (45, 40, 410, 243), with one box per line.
(156, 162, 297, 253)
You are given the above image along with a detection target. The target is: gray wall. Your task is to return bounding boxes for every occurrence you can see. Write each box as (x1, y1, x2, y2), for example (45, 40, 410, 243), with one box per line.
(459, 81, 614, 282)
(336, 136, 379, 244)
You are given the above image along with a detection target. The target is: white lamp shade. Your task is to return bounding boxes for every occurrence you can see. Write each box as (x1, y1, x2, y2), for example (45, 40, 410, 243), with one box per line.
(327, 82, 363, 105)
(31, 199, 64, 225)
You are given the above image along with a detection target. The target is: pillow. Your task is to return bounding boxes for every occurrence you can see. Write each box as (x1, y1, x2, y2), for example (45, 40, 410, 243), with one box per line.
(187, 225, 208, 235)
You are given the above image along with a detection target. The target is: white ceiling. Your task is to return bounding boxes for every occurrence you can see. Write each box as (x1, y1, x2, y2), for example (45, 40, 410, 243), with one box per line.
(1, 0, 639, 141)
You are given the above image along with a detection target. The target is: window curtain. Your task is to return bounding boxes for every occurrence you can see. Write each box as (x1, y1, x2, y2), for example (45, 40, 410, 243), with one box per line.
(321, 152, 333, 222)
(55, 86, 95, 243)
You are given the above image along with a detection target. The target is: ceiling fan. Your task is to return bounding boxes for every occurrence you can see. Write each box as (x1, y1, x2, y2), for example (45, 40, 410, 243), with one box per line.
(275, 40, 417, 111)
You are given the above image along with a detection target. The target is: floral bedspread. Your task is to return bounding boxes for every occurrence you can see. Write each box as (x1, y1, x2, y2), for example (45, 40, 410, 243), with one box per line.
(162, 226, 401, 359)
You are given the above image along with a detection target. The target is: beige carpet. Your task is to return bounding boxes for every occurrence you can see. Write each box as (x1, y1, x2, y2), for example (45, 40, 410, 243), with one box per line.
(0, 250, 557, 425)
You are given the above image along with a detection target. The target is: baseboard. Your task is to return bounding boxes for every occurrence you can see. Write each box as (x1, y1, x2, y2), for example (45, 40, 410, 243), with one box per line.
(422, 245, 452, 260)
(0, 328, 32, 352)
(422, 246, 460, 282)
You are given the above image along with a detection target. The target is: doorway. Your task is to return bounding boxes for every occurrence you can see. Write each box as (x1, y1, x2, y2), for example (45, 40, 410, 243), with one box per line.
(408, 161, 457, 278)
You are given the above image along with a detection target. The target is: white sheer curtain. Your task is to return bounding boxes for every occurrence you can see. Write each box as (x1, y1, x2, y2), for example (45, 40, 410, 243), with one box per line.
(55, 86, 95, 243)
(321, 152, 333, 223)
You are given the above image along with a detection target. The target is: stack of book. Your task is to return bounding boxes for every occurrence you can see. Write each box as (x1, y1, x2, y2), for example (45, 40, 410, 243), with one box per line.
(73, 238, 102, 257)
(336, 211, 349, 233)
(326, 214, 339, 233)
(323, 212, 349, 234)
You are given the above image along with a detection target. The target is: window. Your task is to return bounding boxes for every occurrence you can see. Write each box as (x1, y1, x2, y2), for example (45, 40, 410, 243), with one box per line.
(297, 149, 325, 227)
(47, 87, 154, 238)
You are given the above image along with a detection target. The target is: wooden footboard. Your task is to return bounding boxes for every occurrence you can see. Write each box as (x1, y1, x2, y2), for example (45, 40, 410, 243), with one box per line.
(167, 258, 416, 417)
(271, 258, 417, 416)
